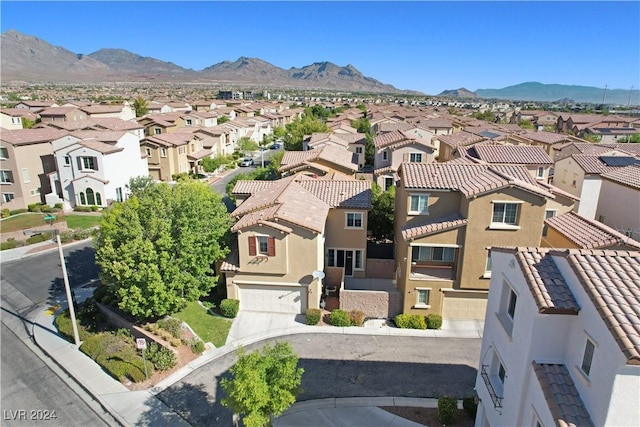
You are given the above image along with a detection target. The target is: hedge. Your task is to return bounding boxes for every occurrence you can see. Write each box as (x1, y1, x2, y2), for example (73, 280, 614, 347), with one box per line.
(427, 314, 443, 330)
(220, 299, 239, 318)
(329, 309, 352, 327)
(394, 313, 426, 329)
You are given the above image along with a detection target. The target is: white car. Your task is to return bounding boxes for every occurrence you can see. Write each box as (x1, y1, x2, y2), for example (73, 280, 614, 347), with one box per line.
(239, 158, 254, 167)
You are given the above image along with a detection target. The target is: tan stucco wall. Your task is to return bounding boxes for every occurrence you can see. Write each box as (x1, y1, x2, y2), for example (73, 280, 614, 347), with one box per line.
(596, 180, 640, 237)
(1, 142, 55, 210)
(553, 157, 585, 200)
(541, 228, 580, 249)
(340, 289, 402, 318)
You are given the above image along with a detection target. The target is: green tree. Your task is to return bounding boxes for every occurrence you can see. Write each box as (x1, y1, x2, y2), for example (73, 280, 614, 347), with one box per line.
(21, 117, 36, 129)
(619, 133, 640, 143)
(368, 183, 395, 242)
(272, 126, 286, 139)
(582, 133, 602, 143)
(519, 119, 535, 130)
(351, 117, 370, 134)
(217, 115, 230, 124)
(133, 96, 148, 117)
(95, 180, 231, 319)
(126, 176, 155, 198)
(238, 137, 259, 156)
(365, 133, 375, 166)
(221, 342, 304, 427)
(283, 115, 330, 151)
(472, 111, 496, 122)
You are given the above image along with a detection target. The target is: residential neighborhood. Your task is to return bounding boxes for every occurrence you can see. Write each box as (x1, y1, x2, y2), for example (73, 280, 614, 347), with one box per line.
(1, 91, 639, 427)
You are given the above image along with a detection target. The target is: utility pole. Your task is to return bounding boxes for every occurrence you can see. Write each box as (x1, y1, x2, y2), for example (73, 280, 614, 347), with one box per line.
(56, 230, 80, 346)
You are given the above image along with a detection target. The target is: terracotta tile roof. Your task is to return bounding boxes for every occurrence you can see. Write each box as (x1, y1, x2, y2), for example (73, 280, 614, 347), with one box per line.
(600, 164, 640, 189)
(375, 129, 433, 150)
(230, 175, 370, 233)
(378, 122, 415, 133)
(38, 107, 80, 116)
(472, 145, 553, 164)
(532, 362, 594, 427)
(601, 143, 640, 157)
(512, 247, 580, 314)
(565, 249, 640, 365)
(70, 130, 127, 143)
(187, 148, 212, 160)
(571, 154, 616, 174)
(1, 128, 68, 145)
(520, 130, 568, 145)
(76, 139, 123, 155)
(545, 212, 640, 249)
(279, 145, 358, 173)
(401, 212, 468, 241)
(400, 162, 553, 199)
(220, 243, 239, 272)
(423, 118, 453, 129)
(79, 105, 124, 114)
(436, 131, 486, 149)
(537, 181, 581, 201)
(144, 133, 191, 146)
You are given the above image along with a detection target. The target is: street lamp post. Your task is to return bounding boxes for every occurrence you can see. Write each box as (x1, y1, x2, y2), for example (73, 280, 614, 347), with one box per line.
(56, 229, 81, 346)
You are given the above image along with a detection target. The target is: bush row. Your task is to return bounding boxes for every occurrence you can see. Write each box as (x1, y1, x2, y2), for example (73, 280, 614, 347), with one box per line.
(0, 228, 97, 251)
(394, 313, 443, 330)
(326, 309, 365, 327)
(436, 395, 478, 423)
(80, 332, 153, 383)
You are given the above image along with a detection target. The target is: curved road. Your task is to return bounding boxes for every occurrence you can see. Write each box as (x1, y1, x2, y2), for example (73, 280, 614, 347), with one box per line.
(156, 334, 481, 426)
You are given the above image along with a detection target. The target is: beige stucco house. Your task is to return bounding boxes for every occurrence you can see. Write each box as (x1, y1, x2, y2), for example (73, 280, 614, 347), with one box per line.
(394, 162, 575, 320)
(221, 175, 371, 314)
(279, 145, 359, 178)
(374, 130, 436, 190)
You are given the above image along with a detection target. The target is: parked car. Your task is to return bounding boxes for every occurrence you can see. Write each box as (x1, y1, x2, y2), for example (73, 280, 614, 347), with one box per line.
(239, 158, 254, 167)
(270, 143, 281, 150)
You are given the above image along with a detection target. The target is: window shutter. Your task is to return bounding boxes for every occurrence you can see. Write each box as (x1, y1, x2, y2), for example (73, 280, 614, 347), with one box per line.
(248, 236, 256, 256)
(267, 237, 276, 256)
(403, 153, 408, 162)
(77, 157, 83, 170)
(93, 157, 99, 171)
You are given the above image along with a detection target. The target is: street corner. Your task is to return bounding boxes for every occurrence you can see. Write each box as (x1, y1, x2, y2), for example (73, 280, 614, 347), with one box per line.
(45, 304, 61, 316)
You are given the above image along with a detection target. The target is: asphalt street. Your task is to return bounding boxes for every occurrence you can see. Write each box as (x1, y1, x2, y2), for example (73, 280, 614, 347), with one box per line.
(157, 334, 481, 426)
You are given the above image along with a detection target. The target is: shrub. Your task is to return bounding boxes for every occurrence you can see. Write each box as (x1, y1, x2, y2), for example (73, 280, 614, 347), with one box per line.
(171, 338, 181, 347)
(54, 203, 63, 209)
(54, 309, 91, 342)
(145, 342, 177, 371)
(329, 309, 352, 327)
(74, 206, 93, 212)
(59, 231, 76, 243)
(1, 208, 9, 218)
(26, 232, 52, 244)
(394, 314, 410, 329)
(157, 317, 183, 339)
(40, 204, 52, 213)
(1, 239, 18, 251)
(463, 396, 478, 419)
(427, 314, 443, 330)
(305, 308, 321, 325)
(394, 314, 426, 329)
(438, 396, 458, 425)
(349, 310, 365, 326)
(201, 300, 215, 310)
(189, 339, 206, 354)
(9, 209, 28, 215)
(91, 205, 99, 211)
(28, 203, 42, 212)
(220, 299, 239, 318)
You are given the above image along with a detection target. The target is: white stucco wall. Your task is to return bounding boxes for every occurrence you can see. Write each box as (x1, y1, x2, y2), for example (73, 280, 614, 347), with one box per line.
(595, 179, 640, 237)
(576, 176, 602, 219)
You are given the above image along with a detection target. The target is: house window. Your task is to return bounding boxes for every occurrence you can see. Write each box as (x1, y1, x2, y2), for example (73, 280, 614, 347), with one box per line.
(154, 128, 162, 135)
(498, 281, 517, 336)
(409, 153, 423, 162)
(507, 289, 517, 319)
(29, 188, 40, 196)
(179, 146, 186, 155)
(21, 168, 30, 183)
(64, 156, 71, 166)
(542, 210, 557, 237)
(492, 202, 519, 226)
(186, 119, 192, 126)
(581, 338, 595, 377)
(160, 148, 167, 158)
(498, 362, 507, 384)
(536, 166, 545, 179)
(2, 193, 15, 202)
(248, 235, 275, 257)
(412, 246, 455, 262)
(81, 157, 96, 171)
(384, 176, 394, 191)
(484, 254, 492, 278)
(409, 194, 429, 214)
(0, 147, 8, 159)
(326, 249, 364, 271)
(0, 170, 13, 184)
(115, 187, 123, 202)
(382, 150, 388, 161)
(356, 147, 363, 154)
(346, 212, 363, 228)
(145, 148, 152, 157)
(415, 288, 430, 307)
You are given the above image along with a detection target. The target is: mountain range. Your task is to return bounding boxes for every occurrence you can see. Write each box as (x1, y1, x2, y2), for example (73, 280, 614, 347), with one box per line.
(1, 30, 638, 104)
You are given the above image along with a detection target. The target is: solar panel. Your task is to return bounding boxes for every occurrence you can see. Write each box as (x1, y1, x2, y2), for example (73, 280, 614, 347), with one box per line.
(599, 156, 640, 167)
(479, 131, 500, 139)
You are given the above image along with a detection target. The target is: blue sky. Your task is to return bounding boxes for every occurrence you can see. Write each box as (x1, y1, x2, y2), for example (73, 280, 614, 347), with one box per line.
(1, 1, 638, 95)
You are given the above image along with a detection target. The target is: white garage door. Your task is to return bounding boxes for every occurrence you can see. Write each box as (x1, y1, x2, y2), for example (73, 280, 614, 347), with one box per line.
(442, 295, 487, 320)
(238, 284, 307, 314)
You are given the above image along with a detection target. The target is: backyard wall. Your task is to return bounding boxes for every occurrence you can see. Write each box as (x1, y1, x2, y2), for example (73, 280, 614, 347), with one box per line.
(340, 289, 402, 318)
(365, 259, 395, 279)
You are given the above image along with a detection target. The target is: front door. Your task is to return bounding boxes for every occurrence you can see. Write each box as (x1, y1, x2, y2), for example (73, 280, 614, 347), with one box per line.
(345, 251, 354, 276)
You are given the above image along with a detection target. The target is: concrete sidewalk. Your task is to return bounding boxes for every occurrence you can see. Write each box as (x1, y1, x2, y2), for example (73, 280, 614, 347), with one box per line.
(29, 307, 483, 426)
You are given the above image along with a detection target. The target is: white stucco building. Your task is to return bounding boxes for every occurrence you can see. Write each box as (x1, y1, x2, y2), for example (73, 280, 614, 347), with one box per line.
(48, 130, 148, 208)
(475, 247, 640, 427)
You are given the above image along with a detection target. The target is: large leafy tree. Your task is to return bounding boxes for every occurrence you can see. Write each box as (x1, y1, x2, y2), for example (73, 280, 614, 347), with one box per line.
(283, 115, 330, 151)
(368, 183, 395, 242)
(95, 179, 231, 319)
(238, 137, 259, 155)
(221, 342, 304, 427)
(132, 96, 148, 117)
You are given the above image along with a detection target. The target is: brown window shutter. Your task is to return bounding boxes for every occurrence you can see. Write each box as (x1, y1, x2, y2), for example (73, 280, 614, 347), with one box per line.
(267, 237, 276, 256)
(93, 157, 99, 170)
(248, 236, 256, 256)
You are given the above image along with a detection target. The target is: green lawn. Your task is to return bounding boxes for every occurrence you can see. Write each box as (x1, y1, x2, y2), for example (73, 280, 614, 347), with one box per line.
(174, 301, 233, 347)
(0, 212, 101, 233)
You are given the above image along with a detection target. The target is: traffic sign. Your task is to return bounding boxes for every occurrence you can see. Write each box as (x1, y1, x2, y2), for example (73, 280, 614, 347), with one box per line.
(136, 338, 147, 349)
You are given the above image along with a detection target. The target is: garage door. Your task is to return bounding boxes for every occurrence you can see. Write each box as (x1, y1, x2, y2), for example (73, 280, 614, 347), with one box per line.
(238, 284, 307, 314)
(442, 294, 487, 320)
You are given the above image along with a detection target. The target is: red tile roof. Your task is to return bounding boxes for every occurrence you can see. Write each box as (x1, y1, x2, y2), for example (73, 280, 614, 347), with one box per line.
(472, 145, 553, 165)
(600, 164, 640, 189)
(279, 145, 358, 173)
(532, 362, 594, 427)
(545, 212, 640, 249)
(401, 212, 468, 241)
(0, 128, 68, 145)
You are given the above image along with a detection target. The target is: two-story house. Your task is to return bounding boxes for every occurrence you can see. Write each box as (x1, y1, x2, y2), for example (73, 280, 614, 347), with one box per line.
(304, 133, 367, 169)
(374, 130, 436, 190)
(140, 133, 195, 181)
(475, 247, 640, 427)
(0, 128, 68, 210)
(465, 144, 554, 183)
(279, 145, 359, 178)
(394, 162, 575, 320)
(0, 108, 38, 130)
(49, 130, 148, 208)
(221, 175, 371, 314)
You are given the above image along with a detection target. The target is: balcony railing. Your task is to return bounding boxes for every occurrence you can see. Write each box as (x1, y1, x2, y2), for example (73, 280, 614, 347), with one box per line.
(480, 365, 503, 408)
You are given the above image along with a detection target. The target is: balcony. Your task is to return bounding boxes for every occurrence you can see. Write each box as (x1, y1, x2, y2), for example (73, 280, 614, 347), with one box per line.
(480, 365, 503, 408)
(410, 264, 455, 281)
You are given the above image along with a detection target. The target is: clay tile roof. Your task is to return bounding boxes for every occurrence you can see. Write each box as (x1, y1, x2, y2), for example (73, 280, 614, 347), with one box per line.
(401, 162, 553, 199)
(76, 139, 123, 154)
(545, 212, 640, 249)
(401, 212, 468, 241)
(565, 249, 640, 365)
(0, 128, 68, 145)
(513, 247, 580, 314)
(231, 180, 274, 195)
(279, 145, 358, 173)
(374, 130, 416, 149)
(521, 130, 568, 145)
(220, 243, 239, 272)
(571, 154, 618, 175)
(472, 145, 553, 164)
(532, 362, 595, 427)
(600, 164, 640, 189)
(436, 131, 486, 149)
(298, 178, 371, 208)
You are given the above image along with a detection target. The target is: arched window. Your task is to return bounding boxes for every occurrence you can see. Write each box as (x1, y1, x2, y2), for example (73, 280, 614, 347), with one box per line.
(79, 192, 86, 205)
(86, 188, 95, 205)
(95, 192, 102, 206)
